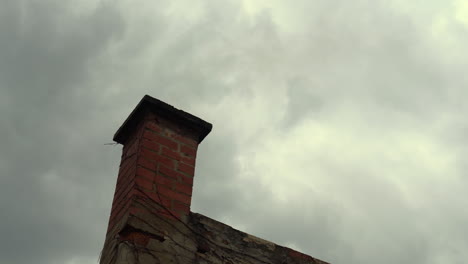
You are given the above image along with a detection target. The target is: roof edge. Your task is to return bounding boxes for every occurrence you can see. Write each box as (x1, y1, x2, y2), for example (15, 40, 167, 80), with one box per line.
(113, 95, 213, 144)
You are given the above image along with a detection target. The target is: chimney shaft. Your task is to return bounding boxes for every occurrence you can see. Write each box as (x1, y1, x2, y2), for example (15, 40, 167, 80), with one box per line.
(103, 95, 212, 256)
(99, 95, 329, 264)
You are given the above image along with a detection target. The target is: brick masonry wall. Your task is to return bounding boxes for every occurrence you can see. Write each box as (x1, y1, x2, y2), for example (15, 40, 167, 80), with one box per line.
(100, 111, 202, 264)
(102, 211, 330, 264)
(115, 113, 198, 222)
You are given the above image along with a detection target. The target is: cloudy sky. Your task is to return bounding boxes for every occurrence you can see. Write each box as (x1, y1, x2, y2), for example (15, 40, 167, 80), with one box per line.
(1, 0, 468, 263)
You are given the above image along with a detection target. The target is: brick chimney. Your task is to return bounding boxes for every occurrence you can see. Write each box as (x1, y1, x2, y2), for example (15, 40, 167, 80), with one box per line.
(100, 95, 212, 262)
(100, 95, 330, 264)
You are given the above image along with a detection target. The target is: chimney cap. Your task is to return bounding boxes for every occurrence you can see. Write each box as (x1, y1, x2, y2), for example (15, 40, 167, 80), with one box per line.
(113, 95, 213, 144)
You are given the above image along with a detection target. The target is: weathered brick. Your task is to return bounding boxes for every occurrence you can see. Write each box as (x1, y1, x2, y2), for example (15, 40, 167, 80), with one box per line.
(170, 134, 198, 148)
(158, 210, 179, 220)
(116, 179, 135, 203)
(178, 162, 195, 176)
(157, 185, 191, 205)
(122, 138, 141, 160)
(180, 175, 193, 185)
(110, 197, 132, 226)
(173, 200, 190, 215)
(161, 146, 181, 161)
(122, 136, 139, 156)
(134, 189, 172, 209)
(128, 206, 145, 216)
(135, 176, 153, 191)
(118, 154, 137, 177)
(137, 156, 156, 171)
(117, 165, 136, 187)
(180, 144, 197, 157)
(159, 164, 185, 180)
(113, 182, 135, 210)
(136, 166, 155, 181)
(155, 194, 172, 209)
(141, 138, 161, 153)
(289, 249, 315, 261)
(145, 121, 162, 133)
(180, 156, 196, 167)
(154, 174, 175, 189)
(119, 231, 151, 246)
(140, 148, 175, 169)
(175, 182, 192, 196)
(143, 130, 178, 149)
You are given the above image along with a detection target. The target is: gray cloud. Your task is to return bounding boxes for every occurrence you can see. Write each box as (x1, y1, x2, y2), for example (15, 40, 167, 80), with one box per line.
(0, 1, 124, 263)
(1, 0, 468, 264)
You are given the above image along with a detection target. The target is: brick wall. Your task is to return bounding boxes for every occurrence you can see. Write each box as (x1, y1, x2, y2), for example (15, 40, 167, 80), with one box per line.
(110, 113, 198, 225)
(100, 96, 212, 263)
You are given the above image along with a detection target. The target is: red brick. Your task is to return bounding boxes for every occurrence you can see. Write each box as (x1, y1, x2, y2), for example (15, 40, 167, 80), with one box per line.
(155, 194, 172, 209)
(178, 162, 194, 176)
(170, 134, 198, 148)
(157, 185, 191, 205)
(110, 197, 132, 224)
(156, 154, 175, 169)
(128, 207, 145, 216)
(143, 130, 178, 149)
(175, 182, 192, 196)
(158, 210, 179, 221)
(117, 176, 135, 195)
(136, 166, 155, 181)
(154, 174, 174, 189)
(122, 136, 138, 155)
(120, 147, 137, 164)
(180, 144, 197, 157)
(145, 121, 162, 133)
(111, 197, 128, 216)
(135, 176, 153, 190)
(180, 156, 195, 167)
(143, 129, 157, 141)
(125, 140, 138, 157)
(117, 165, 136, 186)
(120, 231, 151, 246)
(113, 201, 128, 214)
(110, 198, 132, 229)
(118, 159, 136, 179)
(118, 154, 137, 176)
(173, 200, 190, 214)
(116, 178, 135, 199)
(161, 147, 181, 161)
(137, 156, 156, 171)
(120, 187, 137, 199)
(180, 175, 193, 185)
(117, 171, 135, 186)
(288, 249, 314, 261)
(159, 165, 185, 180)
(112, 203, 130, 223)
(134, 189, 172, 208)
(140, 148, 175, 169)
(113, 182, 135, 208)
(141, 138, 160, 152)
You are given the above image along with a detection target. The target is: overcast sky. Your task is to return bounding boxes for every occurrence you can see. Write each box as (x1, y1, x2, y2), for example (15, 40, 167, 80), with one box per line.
(1, 0, 468, 263)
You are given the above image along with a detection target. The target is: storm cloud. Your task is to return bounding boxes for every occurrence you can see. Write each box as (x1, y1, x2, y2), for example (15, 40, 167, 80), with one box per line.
(1, 0, 468, 263)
